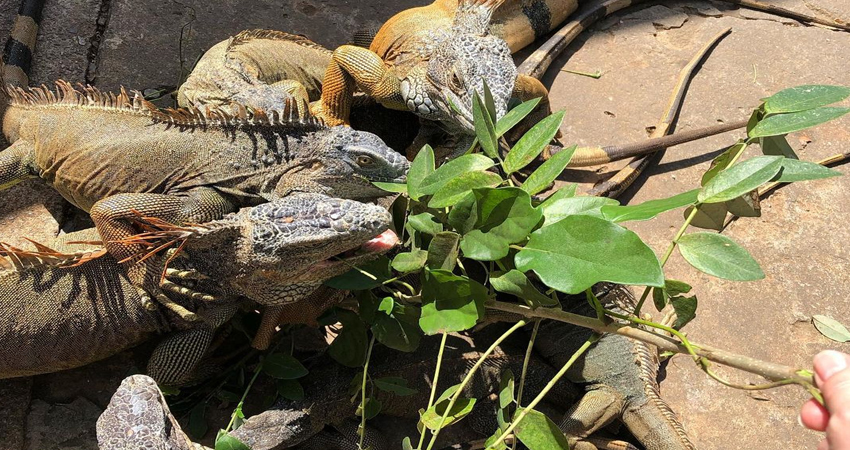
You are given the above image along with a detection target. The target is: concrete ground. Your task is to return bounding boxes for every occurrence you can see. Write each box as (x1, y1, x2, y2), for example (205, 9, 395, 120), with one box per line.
(0, 0, 848, 448)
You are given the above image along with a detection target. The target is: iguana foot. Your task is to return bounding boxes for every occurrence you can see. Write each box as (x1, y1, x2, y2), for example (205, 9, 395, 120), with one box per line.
(135, 286, 200, 322)
(161, 279, 219, 303)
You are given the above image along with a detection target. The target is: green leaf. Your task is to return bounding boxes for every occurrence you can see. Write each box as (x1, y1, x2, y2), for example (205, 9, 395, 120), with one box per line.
(407, 212, 443, 235)
(812, 315, 850, 343)
(671, 295, 698, 329)
(542, 196, 618, 225)
(215, 433, 251, 450)
(473, 92, 499, 158)
(520, 145, 576, 196)
(540, 184, 578, 208)
(774, 158, 843, 183)
(419, 270, 487, 334)
(356, 397, 382, 420)
(698, 156, 784, 203)
(516, 215, 663, 294)
(324, 256, 392, 290)
(420, 388, 477, 430)
(419, 154, 495, 196)
(447, 193, 477, 235)
(764, 85, 850, 114)
(372, 300, 422, 352)
(187, 403, 208, 439)
(653, 279, 692, 311)
(490, 270, 559, 307)
(277, 379, 305, 401)
(498, 370, 515, 409)
(750, 107, 850, 138)
(460, 188, 543, 260)
(513, 408, 570, 450)
(496, 97, 541, 137)
(702, 141, 746, 186)
(428, 171, 502, 208)
(685, 203, 728, 231)
(371, 181, 408, 194)
(216, 390, 241, 403)
(426, 232, 460, 271)
(408, 145, 435, 201)
(725, 191, 761, 218)
(602, 189, 699, 223)
(328, 309, 369, 367)
(760, 135, 798, 159)
(392, 250, 428, 273)
(503, 111, 566, 174)
(677, 233, 765, 281)
(263, 354, 308, 380)
(402, 437, 415, 450)
(374, 377, 419, 396)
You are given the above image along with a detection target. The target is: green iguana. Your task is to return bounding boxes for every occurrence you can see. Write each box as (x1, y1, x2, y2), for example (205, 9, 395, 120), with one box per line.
(314, 0, 847, 160)
(0, 193, 397, 385)
(0, 81, 406, 316)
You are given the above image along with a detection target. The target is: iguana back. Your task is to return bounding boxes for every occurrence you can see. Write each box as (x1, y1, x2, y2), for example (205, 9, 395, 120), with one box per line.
(0, 236, 169, 378)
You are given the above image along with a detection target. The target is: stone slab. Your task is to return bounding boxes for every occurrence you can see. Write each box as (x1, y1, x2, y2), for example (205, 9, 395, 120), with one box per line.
(542, 2, 850, 448)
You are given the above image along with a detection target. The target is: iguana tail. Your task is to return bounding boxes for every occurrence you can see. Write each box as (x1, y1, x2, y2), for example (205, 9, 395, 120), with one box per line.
(2, 0, 45, 88)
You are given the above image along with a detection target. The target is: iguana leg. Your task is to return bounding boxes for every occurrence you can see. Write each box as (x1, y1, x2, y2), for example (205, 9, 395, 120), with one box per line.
(560, 388, 625, 442)
(252, 286, 346, 350)
(90, 189, 235, 317)
(315, 45, 405, 126)
(147, 303, 238, 386)
(510, 74, 560, 157)
(0, 140, 36, 191)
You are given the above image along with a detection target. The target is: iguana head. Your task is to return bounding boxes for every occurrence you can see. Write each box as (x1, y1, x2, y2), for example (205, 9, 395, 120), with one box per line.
(279, 126, 409, 199)
(181, 193, 397, 306)
(401, 0, 516, 135)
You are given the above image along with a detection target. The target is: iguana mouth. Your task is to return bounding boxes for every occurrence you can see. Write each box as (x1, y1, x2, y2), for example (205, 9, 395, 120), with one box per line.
(316, 229, 399, 269)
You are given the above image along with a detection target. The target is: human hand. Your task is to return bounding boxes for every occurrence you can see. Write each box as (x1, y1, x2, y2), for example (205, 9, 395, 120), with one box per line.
(800, 350, 850, 450)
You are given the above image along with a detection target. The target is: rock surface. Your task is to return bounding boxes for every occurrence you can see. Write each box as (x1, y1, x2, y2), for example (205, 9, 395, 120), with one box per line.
(0, 0, 848, 448)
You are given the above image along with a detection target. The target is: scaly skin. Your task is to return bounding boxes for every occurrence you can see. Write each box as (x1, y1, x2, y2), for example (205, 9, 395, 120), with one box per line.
(0, 82, 407, 316)
(98, 328, 580, 450)
(177, 29, 333, 114)
(533, 284, 698, 450)
(0, 193, 395, 385)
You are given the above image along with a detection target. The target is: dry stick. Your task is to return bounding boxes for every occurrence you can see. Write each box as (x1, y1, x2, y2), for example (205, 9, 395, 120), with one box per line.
(485, 300, 813, 386)
(587, 27, 733, 198)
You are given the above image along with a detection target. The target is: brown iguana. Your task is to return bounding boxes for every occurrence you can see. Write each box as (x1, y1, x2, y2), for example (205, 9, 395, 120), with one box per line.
(314, 0, 847, 160)
(0, 81, 407, 315)
(0, 193, 397, 385)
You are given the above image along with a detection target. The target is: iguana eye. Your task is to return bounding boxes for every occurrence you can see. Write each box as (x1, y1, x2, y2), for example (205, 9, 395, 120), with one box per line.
(449, 71, 464, 92)
(356, 155, 374, 167)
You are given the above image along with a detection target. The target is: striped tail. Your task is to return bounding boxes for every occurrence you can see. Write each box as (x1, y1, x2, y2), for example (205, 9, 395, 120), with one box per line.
(2, 0, 46, 88)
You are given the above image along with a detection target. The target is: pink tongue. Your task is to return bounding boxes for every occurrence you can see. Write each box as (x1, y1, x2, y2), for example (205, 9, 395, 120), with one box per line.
(362, 230, 399, 252)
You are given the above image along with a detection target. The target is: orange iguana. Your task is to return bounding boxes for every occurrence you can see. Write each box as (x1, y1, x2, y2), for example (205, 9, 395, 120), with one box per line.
(314, 0, 848, 159)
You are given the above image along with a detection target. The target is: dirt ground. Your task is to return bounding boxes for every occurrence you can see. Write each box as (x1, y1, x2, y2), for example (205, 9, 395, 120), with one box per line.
(0, 0, 848, 448)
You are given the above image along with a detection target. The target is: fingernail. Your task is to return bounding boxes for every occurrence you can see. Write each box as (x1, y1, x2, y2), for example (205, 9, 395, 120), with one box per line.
(815, 350, 848, 381)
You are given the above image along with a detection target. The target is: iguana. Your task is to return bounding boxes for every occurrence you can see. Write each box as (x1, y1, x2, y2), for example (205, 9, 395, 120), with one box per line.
(0, 81, 406, 312)
(98, 327, 587, 450)
(0, 193, 397, 385)
(314, 0, 848, 160)
(95, 285, 696, 450)
(532, 284, 698, 450)
(1, 0, 44, 88)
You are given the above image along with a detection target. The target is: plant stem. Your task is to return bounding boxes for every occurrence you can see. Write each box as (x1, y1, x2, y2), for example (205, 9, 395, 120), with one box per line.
(417, 332, 449, 450)
(486, 300, 813, 386)
(493, 334, 599, 447)
(516, 320, 540, 407)
(358, 334, 377, 450)
(634, 204, 699, 315)
(425, 320, 527, 450)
